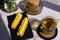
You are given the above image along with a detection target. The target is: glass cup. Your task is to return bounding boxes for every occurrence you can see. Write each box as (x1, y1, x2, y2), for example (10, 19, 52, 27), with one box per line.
(37, 16, 58, 39)
(29, 18, 40, 30)
(18, 0, 43, 15)
(41, 16, 57, 33)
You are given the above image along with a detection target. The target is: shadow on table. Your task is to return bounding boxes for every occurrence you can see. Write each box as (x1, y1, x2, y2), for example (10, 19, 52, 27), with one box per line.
(43, 1, 60, 12)
(0, 16, 11, 40)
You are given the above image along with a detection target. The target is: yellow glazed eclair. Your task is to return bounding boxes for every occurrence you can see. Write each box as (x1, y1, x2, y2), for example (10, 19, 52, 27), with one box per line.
(17, 17, 28, 37)
(11, 12, 22, 30)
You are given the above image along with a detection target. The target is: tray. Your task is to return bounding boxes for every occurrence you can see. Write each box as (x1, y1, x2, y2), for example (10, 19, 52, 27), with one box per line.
(7, 12, 33, 40)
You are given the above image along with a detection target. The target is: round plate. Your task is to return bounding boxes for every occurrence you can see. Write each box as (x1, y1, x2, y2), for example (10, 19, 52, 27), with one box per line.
(36, 25, 58, 40)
